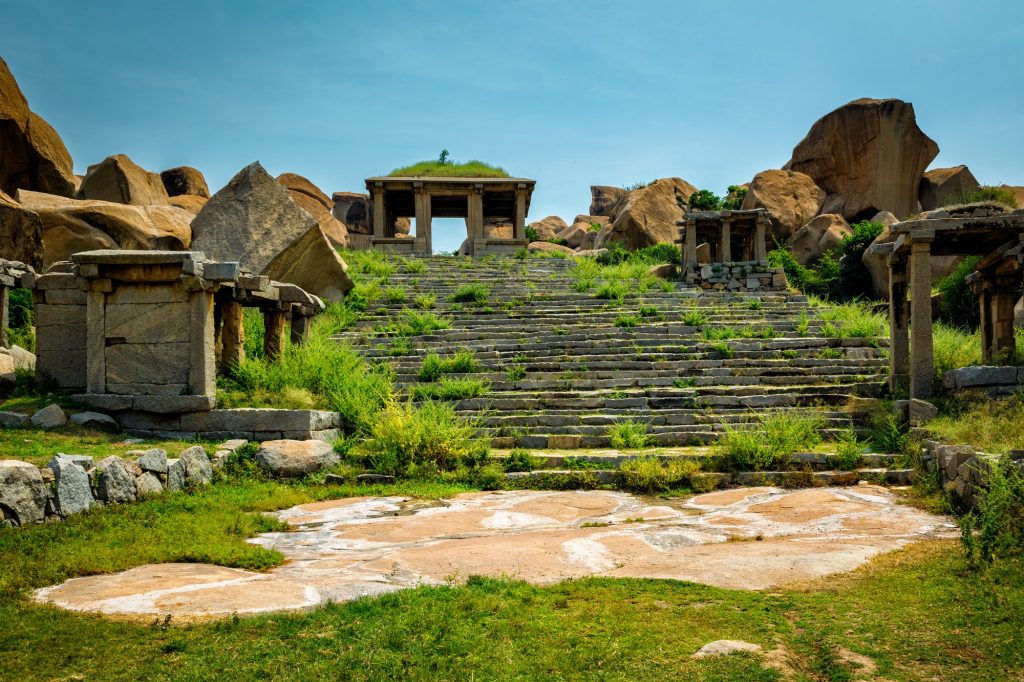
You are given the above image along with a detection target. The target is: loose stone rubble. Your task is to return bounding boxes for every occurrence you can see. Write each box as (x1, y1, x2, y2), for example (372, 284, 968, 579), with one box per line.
(33, 486, 955, 620)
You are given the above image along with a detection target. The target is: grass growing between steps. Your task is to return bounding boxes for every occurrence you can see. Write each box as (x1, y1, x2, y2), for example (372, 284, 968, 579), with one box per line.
(3, 503, 1023, 682)
(718, 413, 824, 471)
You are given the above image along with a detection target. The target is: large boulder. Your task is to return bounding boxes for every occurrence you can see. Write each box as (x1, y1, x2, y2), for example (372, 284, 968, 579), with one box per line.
(0, 57, 76, 198)
(784, 214, 851, 266)
(919, 165, 979, 211)
(160, 166, 210, 198)
(527, 241, 574, 256)
(277, 173, 348, 248)
(256, 439, 339, 478)
(18, 191, 192, 266)
(740, 170, 825, 242)
(0, 459, 47, 525)
(167, 194, 208, 215)
(78, 154, 171, 206)
(557, 221, 598, 250)
(528, 216, 568, 241)
(331, 191, 370, 233)
(179, 446, 212, 486)
(605, 177, 697, 249)
(589, 186, 627, 218)
(483, 221, 513, 239)
(0, 189, 43, 267)
(190, 162, 353, 301)
(785, 98, 939, 221)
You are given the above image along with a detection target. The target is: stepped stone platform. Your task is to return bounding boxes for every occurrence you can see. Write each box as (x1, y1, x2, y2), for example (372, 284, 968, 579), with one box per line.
(337, 256, 890, 450)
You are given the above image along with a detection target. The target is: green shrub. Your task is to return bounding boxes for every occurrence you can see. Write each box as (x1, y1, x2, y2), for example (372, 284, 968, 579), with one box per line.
(682, 310, 708, 327)
(547, 237, 568, 246)
(506, 363, 527, 382)
(451, 283, 490, 305)
(638, 305, 660, 318)
(868, 412, 912, 455)
(607, 420, 652, 449)
(375, 310, 452, 336)
(703, 326, 737, 341)
(722, 185, 747, 210)
(946, 186, 1020, 208)
(385, 287, 407, 304)
(836, 220, 885, 299)
(413, 293, 436, 310)
(936, 256, 981, 328)
(418, 350, 479, 382)
(409, 377, 489, 401)
(388, 338, 414, 356)
(688, 189, 722, 211)
(402, 258, 427, 273)
(595, 280, 629, 302)
(502, 448, 541, 473)
(619, 457, 699, 493)
(614, 314, 641, 329)
(718, 412, 824, 471)
(828, 431, 866, 470)
(525, 226, 539, 242)
(710, 341, 734, 359)
(356, 400, 489, 475)
(959, 456, 1024, 567)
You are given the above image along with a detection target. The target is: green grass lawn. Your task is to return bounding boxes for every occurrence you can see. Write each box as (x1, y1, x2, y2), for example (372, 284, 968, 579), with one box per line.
(0, 425, 217, 467)
(1, 473, 1022, 681)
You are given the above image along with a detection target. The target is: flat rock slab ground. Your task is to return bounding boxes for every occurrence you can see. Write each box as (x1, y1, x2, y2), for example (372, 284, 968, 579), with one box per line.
(35, 486, 955, 621)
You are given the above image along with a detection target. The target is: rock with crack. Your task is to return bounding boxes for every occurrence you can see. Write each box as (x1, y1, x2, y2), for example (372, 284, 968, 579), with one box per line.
(0, 459, 48, 525)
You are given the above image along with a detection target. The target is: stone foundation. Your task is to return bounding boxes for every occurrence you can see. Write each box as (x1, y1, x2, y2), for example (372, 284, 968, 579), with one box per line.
(113, 408, 342, 442)
(942, 365, 1024, 396)
(682, 260, 787, 291)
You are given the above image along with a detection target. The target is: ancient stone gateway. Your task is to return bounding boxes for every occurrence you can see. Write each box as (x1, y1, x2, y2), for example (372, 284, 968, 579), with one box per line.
(365, 176, 535, 255)
(868, 204, 1024, 398)
(676, 209, 787, 291)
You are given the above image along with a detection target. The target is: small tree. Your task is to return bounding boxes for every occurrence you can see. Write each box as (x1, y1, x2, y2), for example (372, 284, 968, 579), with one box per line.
(438, 149, 450, 165)
(688, 190, 722, 211)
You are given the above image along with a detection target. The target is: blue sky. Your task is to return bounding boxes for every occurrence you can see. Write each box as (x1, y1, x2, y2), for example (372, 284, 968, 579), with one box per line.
(3, 0, 1022, 252)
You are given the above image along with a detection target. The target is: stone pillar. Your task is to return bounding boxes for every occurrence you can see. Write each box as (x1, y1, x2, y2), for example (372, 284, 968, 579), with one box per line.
(909, 236, 935, 398)
(413, 184, 432, 255)
(0, 284, 8, 348)
(264, 309, 287, 362)
(976, 280, 994, 363)
(189, 289, 216, 397)
(513, 185, 527, 241)
(220, 300, 245, 373)
(290, 312, 310, 345)
(754, 215, 768, 262)
(720, 219, 731, 263)
(468, 186, 484, 242)
(684, 219, 698, 266)
(992, 274, 1018, 362)
(372, 184, 385, 238)
(887, 256, 910, 392)
(85, 290, 106, 394)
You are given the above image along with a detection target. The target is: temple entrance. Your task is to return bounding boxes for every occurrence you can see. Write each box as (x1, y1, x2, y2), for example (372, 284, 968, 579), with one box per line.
(365, 176, 536, 256)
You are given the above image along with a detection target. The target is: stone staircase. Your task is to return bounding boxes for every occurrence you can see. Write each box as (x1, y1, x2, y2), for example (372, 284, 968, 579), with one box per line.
(335, 256, 891, 453)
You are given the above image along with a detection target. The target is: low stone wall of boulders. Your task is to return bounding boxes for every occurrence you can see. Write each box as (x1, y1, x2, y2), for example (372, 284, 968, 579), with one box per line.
(921, 438, 1024, 508)
(683, 261, 787, 291)
(942, 365, 1024, 397)
(0, 437, 341, 527)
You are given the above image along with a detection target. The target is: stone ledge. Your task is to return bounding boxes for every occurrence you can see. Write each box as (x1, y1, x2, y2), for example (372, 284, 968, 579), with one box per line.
(73, 394, 216, 414)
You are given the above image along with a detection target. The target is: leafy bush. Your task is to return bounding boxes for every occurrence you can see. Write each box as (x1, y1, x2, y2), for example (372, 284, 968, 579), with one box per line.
(682, 310, 708, 327)
(413, 293, 436, 310)
(959, 456, 1024, 567)
(505, 363, 527, 382)
(385, 287, 407, 304)
(867, 411, 912, 455)
(722, 185, 747, 211)
(418, 350, 479, 382)
(595, 280, 629, 302)
(619, 457, 699, 493)
(688, 189, 722, 211)
(614, 314, 640, 329)
(718, 412, 824, 471)
(356, 400, 489, 475)
(607, 420, 652, 449)
(710, 341, 734, 359)
(946, 186, 1020, 209)
(451, 283, 490, 305)
(502, 448, 541, 473)
(525, 226, 539, 242)
(936, 256, 981, 328)
(828, 431, 866, 470)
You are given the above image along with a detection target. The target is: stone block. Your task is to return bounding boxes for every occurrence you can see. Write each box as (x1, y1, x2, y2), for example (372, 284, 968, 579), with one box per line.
(46, 456, 93, 517)
(131, 395, 216, 413)
(547, 434, 582, 449)
(180, 409, 341, 433)
(104, 302, 190, 343)
(72, 394, 133, 411)
(166, 458, 185, 491)
(908, 399, 938, 426)
(105, 342, 189, 386)
(37, 348, 87, 389)
(953, 365, 1018, 388)
(106, 283, 189, 306)
(35, 304, 86, 328)
(114, 411, 183, 432)
(0, 411, 27, 427)
(70, 411, 118, 430)
(106, 382, 190, 396)
(42, 289, 87, 305)
(256, 439, 338, 478)
(30, 403, 67, 428)
(35, 324, 87, 352)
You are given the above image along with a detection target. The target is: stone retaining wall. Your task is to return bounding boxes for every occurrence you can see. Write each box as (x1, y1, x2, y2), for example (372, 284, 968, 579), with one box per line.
(682, 260, 787, 291)
(921, 438, 1024, 507)
(114, 408, 342, 441)
(942, 365, 1024, 396)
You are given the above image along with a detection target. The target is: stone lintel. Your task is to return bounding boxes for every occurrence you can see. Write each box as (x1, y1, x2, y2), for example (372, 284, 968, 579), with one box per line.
(72, 250, 206, 267)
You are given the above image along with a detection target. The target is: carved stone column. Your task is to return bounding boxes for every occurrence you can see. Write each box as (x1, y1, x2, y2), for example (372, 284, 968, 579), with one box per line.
(909, 233, 935, 398)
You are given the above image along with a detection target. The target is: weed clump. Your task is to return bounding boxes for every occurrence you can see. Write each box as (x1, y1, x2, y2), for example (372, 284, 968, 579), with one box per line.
(718, 412, 823, 471)
(607, 420, 652, 449)
(619, 457, 699, 493)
